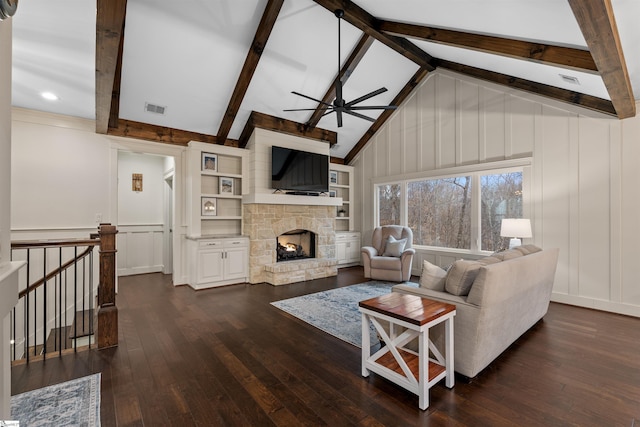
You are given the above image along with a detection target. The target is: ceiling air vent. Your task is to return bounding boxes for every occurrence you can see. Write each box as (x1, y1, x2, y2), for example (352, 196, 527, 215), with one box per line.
(144, 102, 166, 115)
(559, 74, 580, 85)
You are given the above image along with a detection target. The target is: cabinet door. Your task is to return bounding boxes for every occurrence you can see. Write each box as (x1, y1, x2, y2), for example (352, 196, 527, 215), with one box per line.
(336, 241, 347, 264)
(197, 249, 224, 284)
(346, 240, 361, 263)
(224, 247, 248, 281)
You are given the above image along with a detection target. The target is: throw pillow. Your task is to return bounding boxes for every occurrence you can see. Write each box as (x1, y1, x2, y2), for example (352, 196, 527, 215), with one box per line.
(382, 235, 407, 257)
(445, 260, 483, 296)
(419, 260, 447, 291)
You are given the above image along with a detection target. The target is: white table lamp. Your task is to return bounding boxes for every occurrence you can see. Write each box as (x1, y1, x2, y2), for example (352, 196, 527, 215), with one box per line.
(500, 219, 532, 249)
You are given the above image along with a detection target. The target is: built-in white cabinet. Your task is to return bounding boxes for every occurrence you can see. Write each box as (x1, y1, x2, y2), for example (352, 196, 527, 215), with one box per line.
(188, 236, 249, 290)
(330, 163, 354, 232)
(186, 141, 250, 289)
(335, 231, 361, 267)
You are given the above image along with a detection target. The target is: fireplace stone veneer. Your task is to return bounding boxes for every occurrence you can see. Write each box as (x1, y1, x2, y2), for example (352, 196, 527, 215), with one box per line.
(244, 204, 337, 285)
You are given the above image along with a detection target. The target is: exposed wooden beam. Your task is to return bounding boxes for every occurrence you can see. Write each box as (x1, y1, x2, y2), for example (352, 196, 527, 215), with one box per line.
(344, 68, 430, 164)
(108, 119, 239, 147)
(439, 60, 617, 117)
(312, 0, 436, 71)
(568, 0, 635, 119)
(330, 157, 345, 165)
(306, 34, 375, 128)
(238, 111, 337, 148)
(380, 20, 598, 73)
(216, 0, 284, 143)
(96, 0, 127, 134)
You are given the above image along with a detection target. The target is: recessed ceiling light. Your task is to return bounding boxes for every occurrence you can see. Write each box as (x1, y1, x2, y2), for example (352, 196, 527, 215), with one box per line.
(41, 92, 59, 101)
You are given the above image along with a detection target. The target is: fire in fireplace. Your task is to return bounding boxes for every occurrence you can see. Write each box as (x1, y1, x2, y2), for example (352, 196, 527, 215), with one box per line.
(276, 229, 316, 262)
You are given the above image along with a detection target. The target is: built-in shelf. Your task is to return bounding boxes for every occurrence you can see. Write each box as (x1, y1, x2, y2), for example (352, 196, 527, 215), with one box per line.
(330, 164, 355, 232)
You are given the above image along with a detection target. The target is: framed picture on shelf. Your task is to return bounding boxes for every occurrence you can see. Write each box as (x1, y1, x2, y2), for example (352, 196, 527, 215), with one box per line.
(329, 190, 337, 197)
(202, 153, 217, 172)
(201, 197, 217, 216)
(330, 170, 338, 184)
(219, 177, 234, 195)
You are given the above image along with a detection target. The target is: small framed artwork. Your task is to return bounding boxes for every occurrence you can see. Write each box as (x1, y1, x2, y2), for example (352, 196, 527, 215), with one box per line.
(132, 173, 143, 192)
(330, 170, 338, 184)
(202, 153, 217, 172)
(201, 197, 217, 216)
(329, 190, 337, 197)
(219, 177, 234, 195)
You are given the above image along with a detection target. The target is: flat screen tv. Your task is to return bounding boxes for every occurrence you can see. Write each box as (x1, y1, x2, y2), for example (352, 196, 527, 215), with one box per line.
(271, 146, 329, 193)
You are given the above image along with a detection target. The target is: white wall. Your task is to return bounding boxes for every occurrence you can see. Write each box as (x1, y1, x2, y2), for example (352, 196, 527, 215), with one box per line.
(116, 151, 167, 276)
(0, 17, 15, 420)
(353, 69, 640, 317)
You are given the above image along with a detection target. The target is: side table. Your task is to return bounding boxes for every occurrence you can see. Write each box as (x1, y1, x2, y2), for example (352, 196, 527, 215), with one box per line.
(359, 292, 456, 410)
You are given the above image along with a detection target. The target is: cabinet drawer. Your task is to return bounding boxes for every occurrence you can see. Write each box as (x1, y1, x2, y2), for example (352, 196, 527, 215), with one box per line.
(199, 240, 223, 248)
(224, 239, 248, 248)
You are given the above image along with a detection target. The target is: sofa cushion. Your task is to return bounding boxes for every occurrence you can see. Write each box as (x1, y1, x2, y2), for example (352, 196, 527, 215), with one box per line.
(501, 249, 524, 260)
(445, 260, 484, 296)
(479, 256, 501, 265)
(516, 244, 541, 255)
(382, 235, 407, 257)
(419, 260, 447, 291)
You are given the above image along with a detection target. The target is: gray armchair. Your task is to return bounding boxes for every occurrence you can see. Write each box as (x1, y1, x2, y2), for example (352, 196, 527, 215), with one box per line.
(361, 225, 415, 282)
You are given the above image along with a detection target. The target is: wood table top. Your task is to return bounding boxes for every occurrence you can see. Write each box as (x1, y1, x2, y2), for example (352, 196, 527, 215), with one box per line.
(358, 292, 455, 326)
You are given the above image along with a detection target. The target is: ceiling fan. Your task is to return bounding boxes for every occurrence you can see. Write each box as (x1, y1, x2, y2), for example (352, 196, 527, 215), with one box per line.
(284, 9, 397, 128)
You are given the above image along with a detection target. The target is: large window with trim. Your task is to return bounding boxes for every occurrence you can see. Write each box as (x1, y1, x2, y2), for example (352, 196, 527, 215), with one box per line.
(376, 162, 528, 253)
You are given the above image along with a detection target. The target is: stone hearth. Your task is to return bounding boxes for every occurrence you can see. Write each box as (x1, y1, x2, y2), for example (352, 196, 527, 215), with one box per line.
(244, 204, 337, 285)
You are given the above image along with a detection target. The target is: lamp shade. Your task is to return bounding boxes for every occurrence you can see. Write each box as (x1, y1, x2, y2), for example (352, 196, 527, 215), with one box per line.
(500, 218, 532, 238)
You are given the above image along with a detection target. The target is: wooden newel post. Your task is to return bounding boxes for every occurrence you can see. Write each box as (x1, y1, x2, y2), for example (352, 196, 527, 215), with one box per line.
(98, 223, 118, 349)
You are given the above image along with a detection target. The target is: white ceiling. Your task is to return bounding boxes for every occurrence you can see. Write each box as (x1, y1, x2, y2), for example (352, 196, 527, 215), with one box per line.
(10, 0, 640, 160)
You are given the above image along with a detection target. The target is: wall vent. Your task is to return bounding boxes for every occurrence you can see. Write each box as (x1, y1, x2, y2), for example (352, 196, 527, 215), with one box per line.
(144, 102, 166, 115)
(559, 74, 580, 85)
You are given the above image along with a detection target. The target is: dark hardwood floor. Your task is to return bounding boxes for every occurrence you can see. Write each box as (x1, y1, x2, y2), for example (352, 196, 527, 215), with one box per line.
(11, 267, 640, 426)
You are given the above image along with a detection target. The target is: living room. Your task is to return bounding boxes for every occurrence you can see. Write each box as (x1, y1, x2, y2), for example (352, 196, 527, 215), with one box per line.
(2, 1, 640, 425)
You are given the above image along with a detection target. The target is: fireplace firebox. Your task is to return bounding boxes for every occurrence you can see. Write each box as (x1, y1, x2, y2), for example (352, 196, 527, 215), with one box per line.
(276, 229, 316, 262)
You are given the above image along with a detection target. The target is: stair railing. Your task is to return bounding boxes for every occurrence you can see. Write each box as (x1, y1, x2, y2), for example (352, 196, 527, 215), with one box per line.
(9, 223, 118, 364)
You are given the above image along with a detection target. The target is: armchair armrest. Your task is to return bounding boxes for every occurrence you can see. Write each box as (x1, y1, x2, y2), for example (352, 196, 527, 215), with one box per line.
(400, 248, 415, 259)
(361, 246, 378, 259)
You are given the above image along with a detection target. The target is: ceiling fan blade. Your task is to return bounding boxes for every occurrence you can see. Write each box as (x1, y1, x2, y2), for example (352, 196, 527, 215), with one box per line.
(336, 109, 343, 128)
(346, 87, 388, 107)
(283, 107, 332, 112)
(349, 105, 397, 111)
(344, 109, 376, 122)
(291, 91, 333, 107)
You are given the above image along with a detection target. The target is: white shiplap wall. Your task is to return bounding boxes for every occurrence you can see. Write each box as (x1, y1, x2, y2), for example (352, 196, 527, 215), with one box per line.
(352, 69, 640, 317)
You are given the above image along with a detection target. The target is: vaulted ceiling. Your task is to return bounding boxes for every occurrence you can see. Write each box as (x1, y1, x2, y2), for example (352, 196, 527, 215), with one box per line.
(11, 0, 640, 164)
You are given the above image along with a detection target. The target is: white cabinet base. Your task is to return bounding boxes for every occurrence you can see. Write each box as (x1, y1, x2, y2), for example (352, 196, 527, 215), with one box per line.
(187, 236, 249, 289)
(336, 231, 361, 267)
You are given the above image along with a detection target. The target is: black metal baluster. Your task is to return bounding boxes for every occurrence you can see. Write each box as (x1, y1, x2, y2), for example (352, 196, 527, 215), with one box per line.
(43, 248, 47, 357)
(88, 251, 93, 349)
(74, 246, 78, 351)
(26, 248, 30, 363)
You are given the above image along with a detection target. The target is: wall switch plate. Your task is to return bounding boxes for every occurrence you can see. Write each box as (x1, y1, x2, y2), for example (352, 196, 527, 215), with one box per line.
(95, 213, 102, 224)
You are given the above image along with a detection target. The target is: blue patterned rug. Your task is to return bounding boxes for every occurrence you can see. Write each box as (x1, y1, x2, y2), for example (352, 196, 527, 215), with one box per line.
(271, 281, 419, 347)
(11, 373, 101, 426)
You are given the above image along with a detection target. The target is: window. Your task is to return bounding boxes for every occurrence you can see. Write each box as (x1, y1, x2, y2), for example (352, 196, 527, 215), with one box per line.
(375, 162, 527, 253)
(408, 177, 471, 249)
(378, 184, 401, 226)
(480, 172, 523, 252)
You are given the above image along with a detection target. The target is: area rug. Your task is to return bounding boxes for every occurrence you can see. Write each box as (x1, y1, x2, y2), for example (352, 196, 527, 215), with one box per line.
(271, 281, 419, 347)
(11, 373, 101, 427)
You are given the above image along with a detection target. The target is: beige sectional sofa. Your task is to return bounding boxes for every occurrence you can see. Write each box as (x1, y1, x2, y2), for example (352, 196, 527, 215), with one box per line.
(392, 245, 559, 378)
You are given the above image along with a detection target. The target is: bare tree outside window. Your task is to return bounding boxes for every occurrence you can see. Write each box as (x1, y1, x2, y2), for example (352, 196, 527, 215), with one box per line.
(481, 172, 523, 251)
(378, 184, 401, 226)
(407, 177, 471, 249)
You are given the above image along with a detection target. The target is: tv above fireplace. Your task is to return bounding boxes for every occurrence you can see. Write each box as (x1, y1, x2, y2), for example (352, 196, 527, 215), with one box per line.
(271, 146, 329, 194)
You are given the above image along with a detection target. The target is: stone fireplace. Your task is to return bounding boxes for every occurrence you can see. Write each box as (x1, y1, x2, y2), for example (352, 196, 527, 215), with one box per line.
(244, 204, 337, 285)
